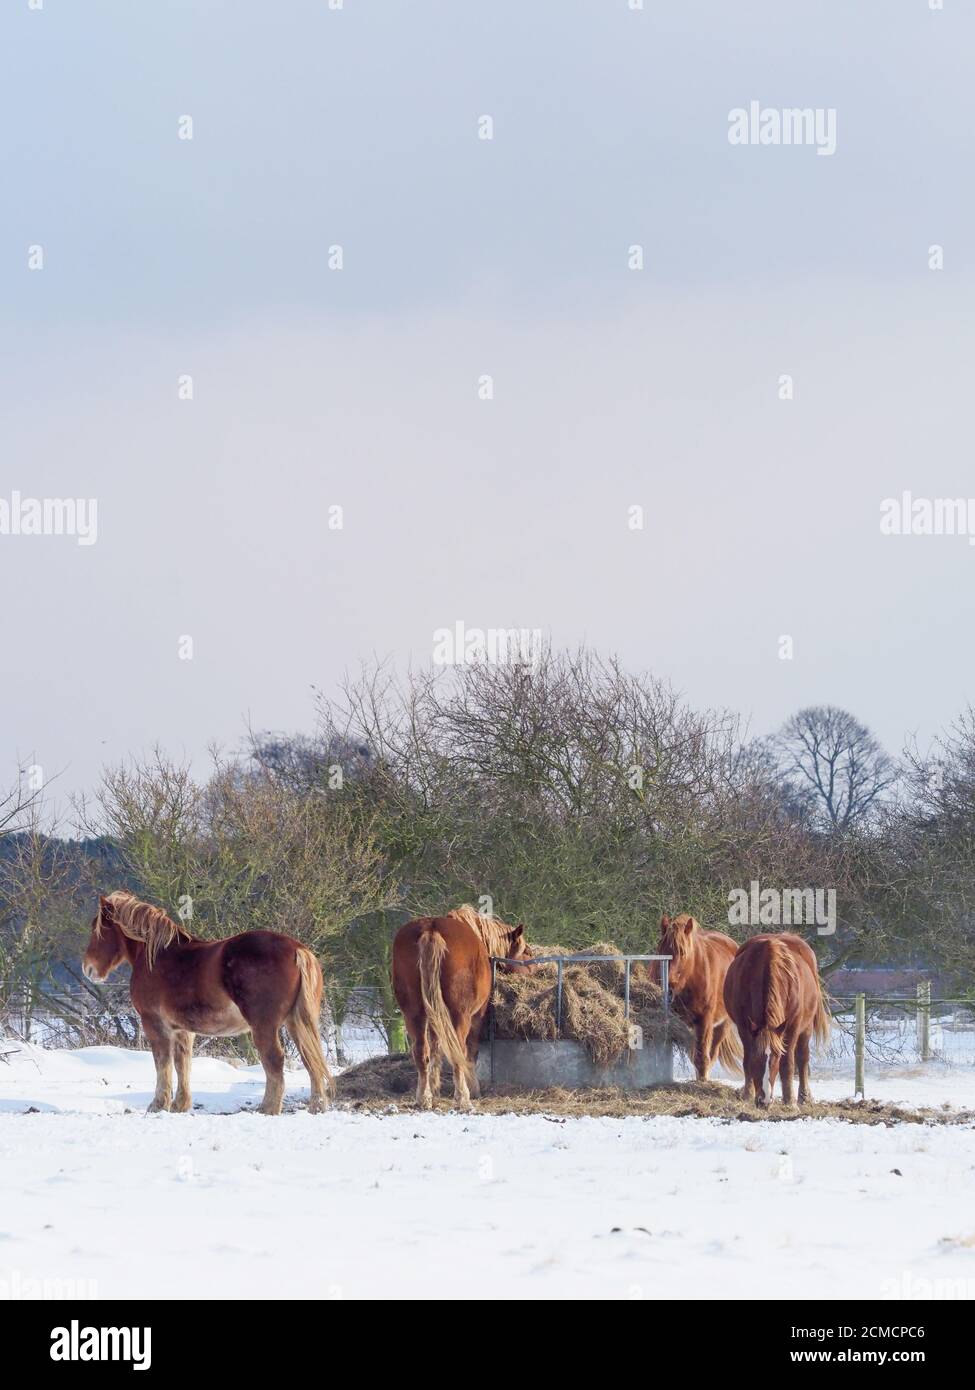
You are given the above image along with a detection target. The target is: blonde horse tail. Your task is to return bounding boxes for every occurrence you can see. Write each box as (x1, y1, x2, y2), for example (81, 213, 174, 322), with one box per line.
(288, 947, 334, 1108)
(716, 1023, 743, 1076)
(417, 929, 472, 1092)
(757, 939, 796, 1059)
(813, 982, 832, 1046)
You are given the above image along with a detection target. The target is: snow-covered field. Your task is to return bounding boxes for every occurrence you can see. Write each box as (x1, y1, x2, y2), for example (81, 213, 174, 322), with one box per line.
(1, 1043, 974, 1301)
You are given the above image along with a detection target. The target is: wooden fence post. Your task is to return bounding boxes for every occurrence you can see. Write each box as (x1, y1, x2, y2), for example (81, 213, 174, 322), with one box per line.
(854, 993, 866, 1098)
(917, 980, 931, 1062)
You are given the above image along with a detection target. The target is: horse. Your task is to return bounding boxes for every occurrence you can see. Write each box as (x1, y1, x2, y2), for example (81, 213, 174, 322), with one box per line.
(722, 932, 830, 1107)
(82, 891, 333, 1115)
(392, 904, 533, 1111)
(654, 913, 742, 1080)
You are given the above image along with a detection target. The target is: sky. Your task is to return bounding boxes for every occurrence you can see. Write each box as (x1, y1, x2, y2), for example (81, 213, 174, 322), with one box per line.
(1, 0, 973, 816)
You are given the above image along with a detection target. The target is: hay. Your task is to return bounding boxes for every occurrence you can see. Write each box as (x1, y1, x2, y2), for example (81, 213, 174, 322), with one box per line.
(492, 942, 694, 1066)
(333, 1060, 973, 1127)
(336, 1053, 418, 1099)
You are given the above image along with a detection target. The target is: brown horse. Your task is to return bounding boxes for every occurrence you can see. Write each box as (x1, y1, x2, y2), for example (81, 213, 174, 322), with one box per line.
(654, 913, 741, 1080)
(392, 904, 532, 1111)
(82, 891, 333, 1115)
(722, 932, 830, 1107)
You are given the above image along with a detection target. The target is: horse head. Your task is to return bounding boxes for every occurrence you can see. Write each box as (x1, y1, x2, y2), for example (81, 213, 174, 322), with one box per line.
(655, 912, 699, 990)
(82, 896, 127, 982)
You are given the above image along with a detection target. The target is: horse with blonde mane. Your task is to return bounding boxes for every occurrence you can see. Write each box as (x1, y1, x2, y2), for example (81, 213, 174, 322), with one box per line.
(654, 913, 742, 1080)
(723, 932, 830, 1107)
(392, 905, 533, 1110)
(82, 892, 332, 1115)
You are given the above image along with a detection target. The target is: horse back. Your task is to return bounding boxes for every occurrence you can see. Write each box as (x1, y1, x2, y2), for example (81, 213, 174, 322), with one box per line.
(724, 933, 818, 1033)
(132, 930, 304, 1036)
(392, 916, 490, 1018)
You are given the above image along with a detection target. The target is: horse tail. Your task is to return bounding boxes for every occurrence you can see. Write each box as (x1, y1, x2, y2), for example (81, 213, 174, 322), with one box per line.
(288, 947, 334, 1105)
(756, 939, 797, 1059)
(715, 1022, 743, 1076)
(812, 981, 832, 1046)
(417, 928, 471, 1091)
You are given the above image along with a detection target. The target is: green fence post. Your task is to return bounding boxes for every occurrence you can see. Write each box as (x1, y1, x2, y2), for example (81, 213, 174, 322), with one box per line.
(387, 1011, 406, 1055)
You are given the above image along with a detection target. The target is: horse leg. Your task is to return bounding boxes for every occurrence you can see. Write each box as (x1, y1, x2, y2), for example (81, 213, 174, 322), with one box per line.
(708, 1019, 728, 1075)
(426, 1022, 443, 1099)
(753, 1043, 770, 1108)
(796, 1031, 812, 1105)
(465, 1003, 488, 1099)
(252, 1023, 286, 1115)
(143, 1016, 175, 1113)
(285, 1018, 331, 1113)
(767, 1053, 780, 1103)
(172, 1030, 195, 1112)
(739, 1035, 756, 1102)
(694, 1018, 714, 1081)
(449, 1010, 474, 1111)
(407, 1014, 434, 1110)
(779, 1036, 797, 1107)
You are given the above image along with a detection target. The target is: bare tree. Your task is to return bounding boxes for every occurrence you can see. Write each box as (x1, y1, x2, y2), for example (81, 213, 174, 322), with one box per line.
(0, 764, 47, 841)
(770, 706, 897, 832)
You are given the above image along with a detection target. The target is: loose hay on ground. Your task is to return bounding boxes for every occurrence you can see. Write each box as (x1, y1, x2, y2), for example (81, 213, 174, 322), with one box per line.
(334, 1056, 974, 1126)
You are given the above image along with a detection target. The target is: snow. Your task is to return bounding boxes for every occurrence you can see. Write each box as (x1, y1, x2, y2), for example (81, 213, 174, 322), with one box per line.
(1, 1043, 974, 1301)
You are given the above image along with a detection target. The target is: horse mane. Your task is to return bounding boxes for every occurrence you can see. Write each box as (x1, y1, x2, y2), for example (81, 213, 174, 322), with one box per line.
(101, 890, 192, 970)
(446, 903, 519, 959)
(665, 913, 700, 961)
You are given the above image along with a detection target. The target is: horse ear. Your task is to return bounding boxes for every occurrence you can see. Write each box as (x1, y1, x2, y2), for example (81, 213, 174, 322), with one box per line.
(99, 895, 111, 914)
(511, 924, 525, 941)
(660, 914, 670, 930)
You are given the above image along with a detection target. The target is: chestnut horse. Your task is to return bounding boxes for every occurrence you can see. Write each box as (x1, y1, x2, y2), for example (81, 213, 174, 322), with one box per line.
(82, 891, 332, 1115)
(654, 913, 741, 1079)
(392, 905, 532, 1111)
(723, 933, 830, 1107)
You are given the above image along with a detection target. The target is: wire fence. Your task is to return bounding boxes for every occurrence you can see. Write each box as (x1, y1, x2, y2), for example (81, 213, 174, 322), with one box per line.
(828, 984, 975, 1095)
(5, 976, 974, 1103)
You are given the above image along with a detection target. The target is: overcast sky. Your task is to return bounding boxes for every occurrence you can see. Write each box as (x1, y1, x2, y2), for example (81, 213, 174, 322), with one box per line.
(2, 1, 973, 816)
